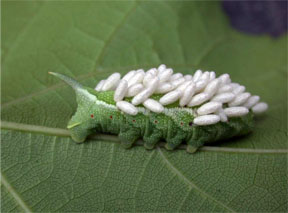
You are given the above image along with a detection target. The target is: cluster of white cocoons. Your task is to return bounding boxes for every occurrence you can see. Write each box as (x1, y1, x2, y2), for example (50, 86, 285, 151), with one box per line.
(95, 65, 268, 126)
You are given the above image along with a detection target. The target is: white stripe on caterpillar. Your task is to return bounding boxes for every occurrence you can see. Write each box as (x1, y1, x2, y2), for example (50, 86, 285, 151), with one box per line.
(212, 92, 235, 103)
(159, 90, 182, 105)
(116, 101, 138, 115)
(126, 83, 144, 97)
(193, 114, 220, 125)
(229, 92, 251, 107)
(114, 80, 128, 102)
(143, 99, 164, 113)
(252, 102, 268, 114)
(243, 95, 260, 108)
(95, 80, 106, 91)
(188, 93, 210, 107)
(197, 102, 222, 115)
(224, 107, 249, 117)
(179, 84, 195, 107)
(102, 73, 121, 91)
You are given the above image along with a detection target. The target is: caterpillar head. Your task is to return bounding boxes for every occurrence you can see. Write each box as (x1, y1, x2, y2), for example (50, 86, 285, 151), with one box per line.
(49, 72, 97, 142)
(67, 100, 97, 143)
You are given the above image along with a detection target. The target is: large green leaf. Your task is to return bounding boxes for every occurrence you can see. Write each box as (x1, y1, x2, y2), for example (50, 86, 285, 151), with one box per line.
(1, 1, 287, 212)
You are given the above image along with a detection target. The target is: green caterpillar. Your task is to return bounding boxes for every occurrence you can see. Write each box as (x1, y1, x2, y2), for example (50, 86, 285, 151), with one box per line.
(49, 70, 262, 153)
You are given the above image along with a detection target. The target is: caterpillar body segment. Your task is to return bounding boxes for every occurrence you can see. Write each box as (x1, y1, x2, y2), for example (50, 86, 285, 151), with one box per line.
(50, 66, 266, 153)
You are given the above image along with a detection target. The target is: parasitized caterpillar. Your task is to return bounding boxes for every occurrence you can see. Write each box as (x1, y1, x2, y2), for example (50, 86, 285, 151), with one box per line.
(49, 65, 268, 153)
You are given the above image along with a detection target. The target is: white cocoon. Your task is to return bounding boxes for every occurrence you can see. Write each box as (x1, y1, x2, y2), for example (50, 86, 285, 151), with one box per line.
(252, 102, 268, 114)
(128, 72, 145, 87)
(116, 101, 138, 115)
(171, 77, 185, 88)
(232, 85, 245, 95)
(197, 102, 222, 115)
(102, 73, 121, 91)
(217, 84, 233, 94)
(188, 93, 210, 107)
(159, 90, 182, 105)
(243, 95, 260, 108)
(204, 79, 220, 97)
(126, 83, 144, 97)
(143, 99, 164, 113)
(193, 70, 202, 82)
(170, 73, 183, 81)
(212, 92, 235, 103)
(122, 71, 136, 82)
(193, 115, 220, 125)
(158, 64, 166, 73)
(218, 74, 231, 85)
(155, 83, 174, 94)
(132, 88, 154, 105)
(143, 73, 156, 87)
(224, 107, 249, 117)
(184, 74, 193, 81)
(179, 84, 195, 107)
(229, 92, 251, 107)
(95, 80, 106, 91)
(114, 80, 128, 102)
(158, 68, 173, 83)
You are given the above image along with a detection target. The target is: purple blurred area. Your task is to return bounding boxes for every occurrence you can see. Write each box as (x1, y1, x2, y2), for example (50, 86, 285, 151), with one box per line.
(222, 1, 287, 37)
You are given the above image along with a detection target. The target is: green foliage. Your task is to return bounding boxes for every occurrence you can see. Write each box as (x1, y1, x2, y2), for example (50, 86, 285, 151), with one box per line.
(1, 1, 287, 212)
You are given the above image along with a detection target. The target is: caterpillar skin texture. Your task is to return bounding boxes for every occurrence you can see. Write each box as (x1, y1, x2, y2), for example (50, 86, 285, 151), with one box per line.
(50, 72, 254, 153)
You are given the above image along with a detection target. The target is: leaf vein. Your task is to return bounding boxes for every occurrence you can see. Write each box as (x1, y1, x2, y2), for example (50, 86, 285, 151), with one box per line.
(157, 147, 235, 212)
(1, 173, 33, 213)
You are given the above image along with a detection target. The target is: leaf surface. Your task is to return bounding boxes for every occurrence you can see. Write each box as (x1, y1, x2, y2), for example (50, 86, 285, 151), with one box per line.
(1, 1, 287, 212)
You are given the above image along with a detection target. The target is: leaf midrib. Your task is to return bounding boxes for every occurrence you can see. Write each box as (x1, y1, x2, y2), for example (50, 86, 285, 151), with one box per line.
(1, 121, 287, 154)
